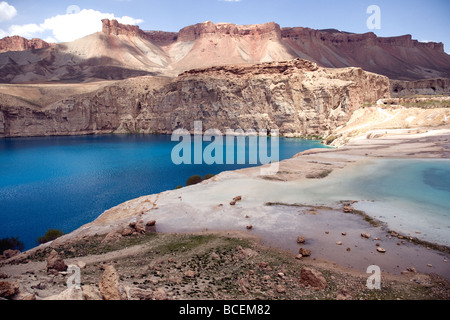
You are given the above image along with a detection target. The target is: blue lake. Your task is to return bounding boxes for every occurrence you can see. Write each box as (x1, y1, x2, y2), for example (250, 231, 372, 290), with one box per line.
(0, 134, 327, 249)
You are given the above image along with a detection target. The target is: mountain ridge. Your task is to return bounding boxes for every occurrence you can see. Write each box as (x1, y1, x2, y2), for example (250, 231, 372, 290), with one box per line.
(0, 19, 449, 83)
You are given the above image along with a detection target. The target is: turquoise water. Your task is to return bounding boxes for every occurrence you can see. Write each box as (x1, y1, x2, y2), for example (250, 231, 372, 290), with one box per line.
(332, 159, 450, 245)
(0, 134, 327, 249)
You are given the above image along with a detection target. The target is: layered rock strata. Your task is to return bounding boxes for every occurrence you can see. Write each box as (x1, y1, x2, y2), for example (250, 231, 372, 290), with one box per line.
(0, 59, 390, 138)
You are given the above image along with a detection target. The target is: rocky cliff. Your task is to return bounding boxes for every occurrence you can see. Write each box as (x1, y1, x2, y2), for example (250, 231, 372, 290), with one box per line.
(0, 36, 50, 53)
(0, 59, 390, 138)
(391, 78, 450, 97)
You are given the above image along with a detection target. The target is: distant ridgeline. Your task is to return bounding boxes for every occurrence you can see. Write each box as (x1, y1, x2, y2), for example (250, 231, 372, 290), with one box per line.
(0, 19, 449, 82)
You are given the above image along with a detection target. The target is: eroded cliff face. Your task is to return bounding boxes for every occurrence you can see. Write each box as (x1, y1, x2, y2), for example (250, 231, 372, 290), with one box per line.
(0, 36, 50, 53)
(391, 78, 450, 97)
(0, 59, 390, 138)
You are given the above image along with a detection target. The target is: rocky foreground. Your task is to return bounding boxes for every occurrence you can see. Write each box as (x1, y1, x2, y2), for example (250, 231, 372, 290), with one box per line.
(1, 231, 449, 300)
(1, 125, 450, 300)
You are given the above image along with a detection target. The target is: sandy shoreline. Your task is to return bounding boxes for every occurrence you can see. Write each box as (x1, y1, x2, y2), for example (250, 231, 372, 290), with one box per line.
(32, 126, 447, 280)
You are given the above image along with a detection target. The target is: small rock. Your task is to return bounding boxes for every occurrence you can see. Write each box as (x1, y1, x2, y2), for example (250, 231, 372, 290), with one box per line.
(210, 252, 220, 260)
(336, 241, 342, 246)
(343, 205, 354, 213)
(325, 231, 329, 234)
(296, 236, 306, 244)
(233, 196, 242, 201)
(128, 287, 154, 300)
(230, 200, 236, 206)
(361, 233, 371, 239)
(346, 248, 351, 252)
(295, 254, 303, 260)
(277, 272, 285, 278)
(298, 248, 311, 257)
(406, 267, 416, 273)
(153, 288, 168, 300)
(184, 270, 197, 278)
(246, 225, 253, 230)
(341, 232, 347, 236)
(427, 264, 433, 268)
(276, 285, 286, 293)
(376, 247, 386, 253)
(77, 261, 86, 269)
(146, 220, 156, 227)
(300, 267, 327, 290)
(121, 227, 134, 237)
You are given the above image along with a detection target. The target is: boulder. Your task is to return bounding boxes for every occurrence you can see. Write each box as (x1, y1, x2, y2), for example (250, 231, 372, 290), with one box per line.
(376, 247, 386, 253)
(134, 219, 146, 234)
(99, 265, 122, 300)
(361, 233, 371, 239)
(146, 220, 156, 227)
(300, 267, 327, 290)
(121, 226, 134, 237)
(46, 249, 68, 273)
(343, 205, 354, 213)
(296, 236, 306, 244)
(81, 285, 102, 300)
(0, 281, 19, 299)
(298, 248, 311, 257)
(44, 286, 84, 300)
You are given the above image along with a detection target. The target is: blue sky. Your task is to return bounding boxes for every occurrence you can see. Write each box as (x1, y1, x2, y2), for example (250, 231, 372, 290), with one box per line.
(1, 0, 449, 53)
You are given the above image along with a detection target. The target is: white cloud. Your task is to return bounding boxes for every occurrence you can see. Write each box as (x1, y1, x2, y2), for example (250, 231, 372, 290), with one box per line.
(7, 24, 43, 39)
(41, 9, 143, 42)
(0, 1, 17, 22)
(0, 28, 8, 38)
(3, 8, 143, 42)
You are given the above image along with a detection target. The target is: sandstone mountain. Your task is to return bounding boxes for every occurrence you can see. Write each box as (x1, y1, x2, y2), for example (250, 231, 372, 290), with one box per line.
(0, 20, 449, 83)
(0, 59, 390, 138)
(0, 36, 50, 53)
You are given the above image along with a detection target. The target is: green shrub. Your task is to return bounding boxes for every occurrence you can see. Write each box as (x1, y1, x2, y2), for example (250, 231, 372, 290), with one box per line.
(203, 174, 214, 180)
(186, 175, 203, 186)
(174, 185, 183, 189)
(0, 237, 24, 254)
(37, 229, 65, 244)
(325, 135, 337, 145)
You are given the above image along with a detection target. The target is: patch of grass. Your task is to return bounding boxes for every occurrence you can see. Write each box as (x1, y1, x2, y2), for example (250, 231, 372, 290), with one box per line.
(160, 234, 218, 254)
